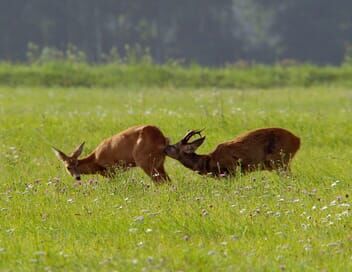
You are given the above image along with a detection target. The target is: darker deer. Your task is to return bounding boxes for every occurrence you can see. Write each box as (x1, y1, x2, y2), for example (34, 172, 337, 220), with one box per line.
(165, 128, 300, 177)
(53, 125, 170, 183)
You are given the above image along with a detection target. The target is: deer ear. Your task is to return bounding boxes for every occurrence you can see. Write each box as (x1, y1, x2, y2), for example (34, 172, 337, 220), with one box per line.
(52, 147, 68, 161)
(71, 142, 85, 158)
(183, 136, 206, 153)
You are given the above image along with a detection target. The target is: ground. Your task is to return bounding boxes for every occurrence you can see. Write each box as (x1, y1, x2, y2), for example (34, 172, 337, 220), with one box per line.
(0, 86, 351, 271)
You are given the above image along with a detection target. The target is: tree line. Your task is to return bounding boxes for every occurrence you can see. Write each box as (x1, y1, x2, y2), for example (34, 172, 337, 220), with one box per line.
(1, 0, 352, 65)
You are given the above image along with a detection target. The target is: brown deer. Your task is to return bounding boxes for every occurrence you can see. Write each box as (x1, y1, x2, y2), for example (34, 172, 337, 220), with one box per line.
(165, 128, 300, 177)
(52, 125, 170, 183)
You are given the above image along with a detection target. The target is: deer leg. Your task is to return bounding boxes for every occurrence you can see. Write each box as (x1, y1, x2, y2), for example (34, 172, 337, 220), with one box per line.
(137, 161, 163, 183)
(134, 154, 168, 184)
(132, 132, 169, 183)
(94, 165, 113, 178)
(266, 157, 292, 177)
(278, 153, 293, 176)
(97, 162, 130, 178)
(99, 170, 111, 178)
(277, 162, 292, 177)
(155, 165, 171, 182)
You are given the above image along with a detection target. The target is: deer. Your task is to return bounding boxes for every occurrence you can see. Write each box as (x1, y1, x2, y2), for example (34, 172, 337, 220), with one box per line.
(52, 125, 170, 183)
(165, 128, 300, 177)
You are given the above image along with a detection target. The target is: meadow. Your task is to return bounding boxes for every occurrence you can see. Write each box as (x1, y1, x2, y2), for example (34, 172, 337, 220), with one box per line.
(0, 86, 351, 271)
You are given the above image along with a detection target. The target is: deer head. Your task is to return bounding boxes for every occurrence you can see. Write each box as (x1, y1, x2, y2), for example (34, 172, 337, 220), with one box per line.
(165, 129, 206, 159)
(52, 142, 85, 180)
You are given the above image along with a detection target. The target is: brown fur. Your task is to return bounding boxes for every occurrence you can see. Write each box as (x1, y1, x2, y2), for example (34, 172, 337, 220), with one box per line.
(53, 125, 170, 183)
(165, 128, 300, 177)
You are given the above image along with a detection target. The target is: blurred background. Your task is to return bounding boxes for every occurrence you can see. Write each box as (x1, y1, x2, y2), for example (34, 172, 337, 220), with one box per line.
(1, 0, 352, 66)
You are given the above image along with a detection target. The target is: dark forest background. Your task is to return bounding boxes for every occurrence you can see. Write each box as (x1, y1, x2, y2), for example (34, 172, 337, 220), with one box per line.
(1, 0, 352, 66)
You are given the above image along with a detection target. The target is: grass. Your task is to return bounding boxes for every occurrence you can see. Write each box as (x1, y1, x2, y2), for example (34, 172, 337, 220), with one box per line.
(2, 62, 352, 89)
(0, 86, 351, 271)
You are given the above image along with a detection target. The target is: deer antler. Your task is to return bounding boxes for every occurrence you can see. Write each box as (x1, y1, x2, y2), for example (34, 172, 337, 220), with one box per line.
(181, 129, 204, 144)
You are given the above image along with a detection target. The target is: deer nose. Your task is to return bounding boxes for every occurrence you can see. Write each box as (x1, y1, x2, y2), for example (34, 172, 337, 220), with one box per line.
(75, 176, 81, 181)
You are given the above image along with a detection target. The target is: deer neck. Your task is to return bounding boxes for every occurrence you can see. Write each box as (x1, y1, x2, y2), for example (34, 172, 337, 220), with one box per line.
(77, 153, 101, 175)
(178, 153, 211, 175)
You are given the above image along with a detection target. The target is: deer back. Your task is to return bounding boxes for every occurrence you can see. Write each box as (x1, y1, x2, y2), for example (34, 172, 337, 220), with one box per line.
(93, 125, 168, 166)
(209, 128, 300, 171)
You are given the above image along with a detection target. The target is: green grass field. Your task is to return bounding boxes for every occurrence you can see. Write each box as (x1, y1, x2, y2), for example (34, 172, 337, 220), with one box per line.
(0, 86, 351, 271)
